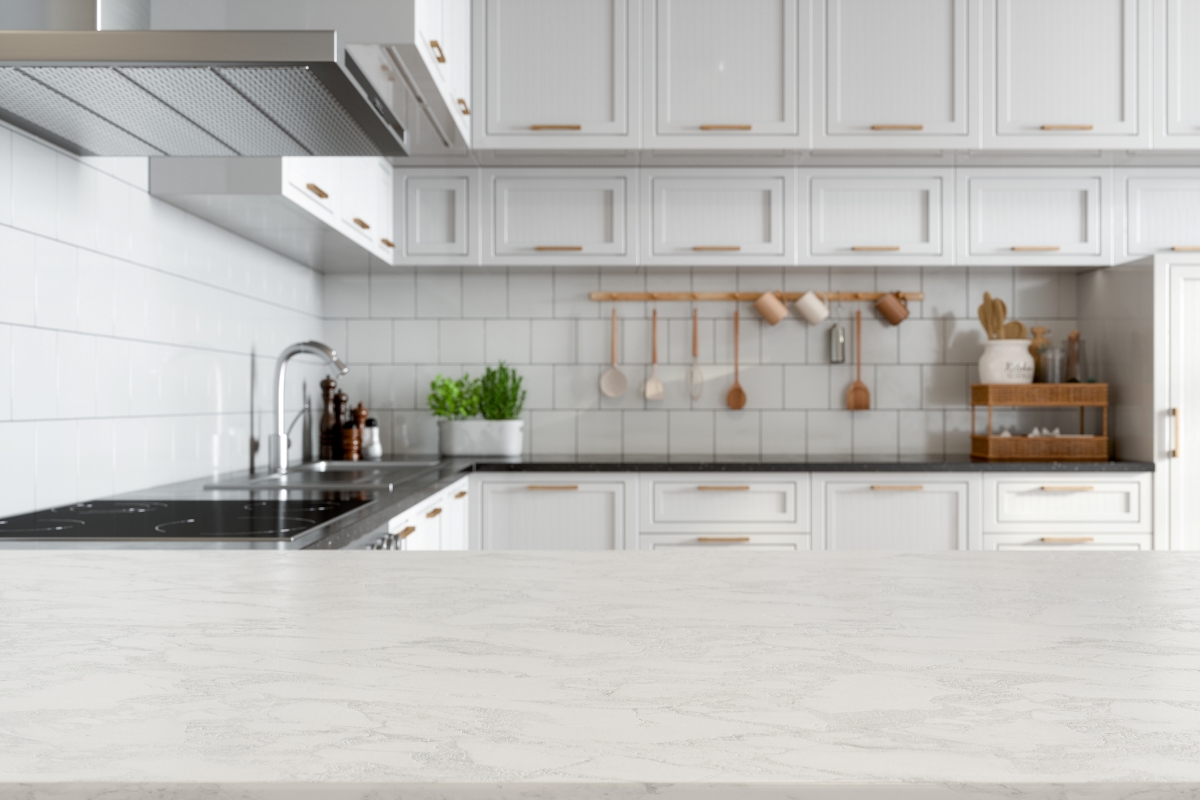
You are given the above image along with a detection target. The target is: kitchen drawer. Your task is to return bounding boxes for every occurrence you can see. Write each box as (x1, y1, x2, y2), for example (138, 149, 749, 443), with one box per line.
(393, 499, 443, 552)
(982, 534, 1153, 551)
(476, 474, 637, 550)
(638, 473, 811, 534)
(983, 473, 1152, 534)
(813, 473, 982, 550)
(639, 533, 811, 551)
(1118, 170, 1200, 257)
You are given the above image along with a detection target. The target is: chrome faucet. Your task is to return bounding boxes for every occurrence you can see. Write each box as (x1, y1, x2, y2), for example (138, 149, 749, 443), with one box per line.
(271, 341, 348, 473)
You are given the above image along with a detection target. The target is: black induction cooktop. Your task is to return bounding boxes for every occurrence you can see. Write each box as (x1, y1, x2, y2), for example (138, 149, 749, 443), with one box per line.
(0, 499, 370, 541)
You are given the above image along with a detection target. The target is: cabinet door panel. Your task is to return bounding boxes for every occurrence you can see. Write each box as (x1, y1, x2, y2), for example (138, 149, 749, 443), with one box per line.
(984, 534, 1152, 551)
(480, 480, 626, 550)
(407, 177, 469, 256)
(640, 534, 811, 551)
(1122, 174, 1200, 256)
(1169, 265, 1200, 551)
(1162, 0, 1200, 142)
(639, 473, 811, 534)
(806, 171, 950, 263)
(653, 0, 797, 137)
(817, 475, 979, 550)
(821, 0, 968, 144)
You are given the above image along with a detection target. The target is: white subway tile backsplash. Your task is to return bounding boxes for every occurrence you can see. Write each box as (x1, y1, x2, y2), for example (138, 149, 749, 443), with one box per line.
(760, 319, 807, 364)
(438, 319, 485, 363)
(11, 134, 57, 239)
(875, 365, 922, 410)
(34, 236, 77, 331)
(577, 410, 622, 455)
(0, 128, 10, 227)
(668, 410, 714, 456)
(416, 269, 462, 318)
(576, 318, 610, 365)
(370, 271, 416, 319)
(530, 410, 576, 455)
(394, 320, 439, 364)
(852, 410, 899, 456)
(921, 267, 968, 319)
(12, 326, 56, 421)
(485, 319, 531, 364)
(714, 409, 760, 456)
(0, 226, 36, 327)
(520, 364, 555, 411)
(554, 365, 601, 410)
(923, 365, 969, 409)
(324, 274, 369, 318)
(784, 365, 830, 410)
(393, 410, 439, 454)
(369, 365, 416, 411)
(0, 324, 10, 420)
(95, 169, 132, 260)
(348, 319, 393, 363)
(57, 332, 97, 419)
(35, 419, 78, 507)
(899, 410, 945, 456)
(531, 319, 576, 364)
(808, 410, 853, 455)
(898, 319, 942, 364)
(760, 410, 806, 456)
(0, 421, 35, 516)
(462, 270, 508, 318)
(76, 417, 115, 501)
(554, 269, 599, 319)
(55, 153, 98, 250)
(623, 410, 668, 455)
(509, 270, 555, 318)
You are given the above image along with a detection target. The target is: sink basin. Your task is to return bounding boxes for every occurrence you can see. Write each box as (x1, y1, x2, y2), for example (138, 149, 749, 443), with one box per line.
(204, 460, 441, 491)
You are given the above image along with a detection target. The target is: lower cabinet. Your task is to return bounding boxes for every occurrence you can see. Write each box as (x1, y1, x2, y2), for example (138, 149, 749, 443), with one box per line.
(813, 473, 982, 550)
(982, 534, 1153, 551)
(639, 534, 811, 551)
(382, 477, 469, 551)
(473, 474, 636, 550)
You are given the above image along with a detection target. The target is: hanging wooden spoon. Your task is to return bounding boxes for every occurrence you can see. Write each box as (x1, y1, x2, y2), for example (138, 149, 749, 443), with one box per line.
(645, 309, 665, 401)
(726, 309, 746, 410)
(846, 310, 870, 410)
(599, 309, 629, 398)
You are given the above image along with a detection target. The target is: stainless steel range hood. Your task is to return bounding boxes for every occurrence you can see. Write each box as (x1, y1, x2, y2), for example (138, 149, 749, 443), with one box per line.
(0, 29, 409, 157)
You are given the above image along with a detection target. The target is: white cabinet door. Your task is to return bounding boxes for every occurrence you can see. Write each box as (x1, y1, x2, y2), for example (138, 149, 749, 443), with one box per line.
(1169, 264, 1200, 550)
(638, 473, 811, 534)
(373, 159, 396, 261)
(395, 504, 442, 551)
(957, 169, 1113, 265)
(440, 479, 471, 551)
(814, 474, 981, 550)
(983, 533, 1153, 551)
(983, 473, 1152, 534)
(639, 533, 812, 550)
(1118, 170, 1200, 258)
(484, 169, 636, 265)
(802, 169, 953, 265)
(398, 169, 478, 265)
(645, 0, 807, 149)
(642, 169, 795, 265)
(336, 159, 393, 262)
(982, 0, 1150, 148)
(815, 0, 975, 149)
(282, 157, 339, 221)
(478, 475, 635, 550)
(1154, 0, 1200, 147)
(476, 0, 638, 149)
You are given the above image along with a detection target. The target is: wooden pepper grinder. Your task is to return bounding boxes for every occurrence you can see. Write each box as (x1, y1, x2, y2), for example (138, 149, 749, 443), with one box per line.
(319, 376, 340, 461)
(333, 389, 349, 459)
(340, 403, 368, 462)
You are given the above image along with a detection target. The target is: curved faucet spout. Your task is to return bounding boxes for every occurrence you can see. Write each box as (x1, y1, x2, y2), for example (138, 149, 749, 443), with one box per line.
(271, 341, 349, 473)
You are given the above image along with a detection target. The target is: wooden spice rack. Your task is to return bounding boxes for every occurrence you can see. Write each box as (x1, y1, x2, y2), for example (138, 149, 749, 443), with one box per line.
(970, 383, 1109, 462)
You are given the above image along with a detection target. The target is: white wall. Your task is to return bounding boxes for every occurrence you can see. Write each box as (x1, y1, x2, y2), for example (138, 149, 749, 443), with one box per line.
(323, 265, 1083, 459)
(0, 124, 325, 517)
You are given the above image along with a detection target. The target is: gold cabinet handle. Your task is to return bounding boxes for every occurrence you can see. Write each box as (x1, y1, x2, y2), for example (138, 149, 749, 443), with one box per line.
(1040, 536, 1095, 544)
(851, 245, 901, 251)
(305, 182, 328, 199)
(353, 217, 370, 230)
(1041, 124, 1093, 131)
(429, 39, 446, 63)
(693, 245, 742, 251)
(1173, 407, 1182, 458)
(527, 485, 579, 491)
(426, 508, 442, 518)
(1012, 246, 1061, 251)
(535, 245, 583, 251)
(531, 124, 582, 131)
(398, 526, 417, 539)
(1172, 246, 1200, 251)
(455, 491, 467, 499)
(870, 485, 924, 491)
(697, 485, 751, 492)
(1039, 485, 1094, 492)
(700, 124, 752, 131)
(381, 238, 395, 248)
(871, 124, 924, 131)
(697, 536, 751, 543)
(457, 98, 470, 115)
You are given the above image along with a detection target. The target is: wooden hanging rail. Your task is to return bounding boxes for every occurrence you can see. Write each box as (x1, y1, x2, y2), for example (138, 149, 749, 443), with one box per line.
(589, 291, 924, 302)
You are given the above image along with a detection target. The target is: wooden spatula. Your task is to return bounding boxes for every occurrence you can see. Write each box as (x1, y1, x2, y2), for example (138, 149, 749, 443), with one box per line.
(846, 310, 870, 410)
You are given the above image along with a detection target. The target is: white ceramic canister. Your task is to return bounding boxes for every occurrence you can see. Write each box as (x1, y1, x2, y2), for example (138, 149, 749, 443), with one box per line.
(978, 339, 1035, 384)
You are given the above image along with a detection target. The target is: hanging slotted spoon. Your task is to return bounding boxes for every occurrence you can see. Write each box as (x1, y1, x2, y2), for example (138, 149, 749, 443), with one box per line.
(599, 308, 629, 398)
(687, 308, 704, 401)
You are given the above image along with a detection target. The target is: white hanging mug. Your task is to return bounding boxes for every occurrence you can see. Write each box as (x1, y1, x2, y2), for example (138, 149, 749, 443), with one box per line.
(794, 291, 830, 325)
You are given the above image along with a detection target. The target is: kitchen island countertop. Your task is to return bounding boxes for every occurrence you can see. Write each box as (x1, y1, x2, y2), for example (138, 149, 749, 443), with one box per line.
(2, 550, 1198, 799)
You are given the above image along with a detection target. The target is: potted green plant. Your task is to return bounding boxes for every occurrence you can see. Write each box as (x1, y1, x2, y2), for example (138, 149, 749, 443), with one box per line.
(428, 363, 526, 457)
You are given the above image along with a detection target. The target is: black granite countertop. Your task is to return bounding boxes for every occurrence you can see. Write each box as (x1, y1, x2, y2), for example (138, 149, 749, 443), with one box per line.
(464, 454, 1155, 473)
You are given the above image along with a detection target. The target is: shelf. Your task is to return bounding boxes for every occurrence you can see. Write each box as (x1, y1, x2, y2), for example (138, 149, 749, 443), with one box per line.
(970, 383, 1108, 407)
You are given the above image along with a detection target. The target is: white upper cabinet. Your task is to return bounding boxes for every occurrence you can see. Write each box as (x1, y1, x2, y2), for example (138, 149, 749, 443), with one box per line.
(641, 168, 795, 265)
(801, 168, 953, 265)
(815, 0, 976, 149)
(1119, 169, 1200, 257)
(1154, 0, 1200, 147)
(957, 168, 1113, 265)
(397, 168, 479, 266)
(474, 0, 640, 149)
(483, 169, 637, 265)
(982, 0, 1150, 148)
(644, 0, 810, 149)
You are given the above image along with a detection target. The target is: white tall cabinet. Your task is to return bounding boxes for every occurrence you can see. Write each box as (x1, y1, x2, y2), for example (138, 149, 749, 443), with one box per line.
(1168, 262, 1200, 550)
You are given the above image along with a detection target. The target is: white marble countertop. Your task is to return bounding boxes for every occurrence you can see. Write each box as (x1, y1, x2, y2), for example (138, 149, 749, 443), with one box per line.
(2, 551, 1199, 800)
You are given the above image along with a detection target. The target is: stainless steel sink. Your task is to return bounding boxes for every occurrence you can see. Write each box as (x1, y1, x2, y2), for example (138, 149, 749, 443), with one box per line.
(204, 460, 441, 491)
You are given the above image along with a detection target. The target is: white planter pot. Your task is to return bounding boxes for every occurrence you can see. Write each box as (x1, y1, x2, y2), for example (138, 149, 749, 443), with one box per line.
(978, 339, 1035, 384)
(439, 419, 525, 457)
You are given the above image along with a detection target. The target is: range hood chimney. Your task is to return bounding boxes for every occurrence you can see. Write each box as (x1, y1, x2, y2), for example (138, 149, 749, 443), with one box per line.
(0, 0, 407, 157)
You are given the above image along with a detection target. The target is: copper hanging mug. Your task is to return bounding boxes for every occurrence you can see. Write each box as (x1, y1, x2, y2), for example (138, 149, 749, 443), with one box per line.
(875, 292, 909, 326)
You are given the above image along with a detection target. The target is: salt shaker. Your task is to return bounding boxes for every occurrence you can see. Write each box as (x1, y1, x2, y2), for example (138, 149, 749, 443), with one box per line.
(363, 418, 383, 461)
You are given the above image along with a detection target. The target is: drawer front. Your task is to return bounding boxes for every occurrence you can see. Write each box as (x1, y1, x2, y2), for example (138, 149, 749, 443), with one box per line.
(1122, 175, 1200, 256)
(807, 173, 949, 261)
(983, 474, 1151, 533)
(639, 474, 811, 534)
(983, 534, 1153, 551)
(816, 474, 980, 551)
(478, 477, 629, 550)
(639, 533, 811, 551)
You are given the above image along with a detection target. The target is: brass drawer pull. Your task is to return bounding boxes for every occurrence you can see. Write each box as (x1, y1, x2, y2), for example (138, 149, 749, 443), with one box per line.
(697, 536, 751, 543)
(426, 508, 442, 518)
(1039, 485, 1094, 492)
(871, 124, 924, 131)
(870, 485, 924, 491)
(305, 182, 328, 199)
(852, 245, 900, 251)
(697, 485, 751, 492)
(1172, 246, 1200, 251)
(1011, 245, 1061, 251)
(693, 245, 742, 251)
(1173, 407, 1182, 458)
(535, 245, 583, 251)
(527, 485, 578, 491)
(1040, 536, 1095, 544)
(455, 491, 467, 499)
(381, 238, 395, 248)
(429, 39, 446, 63)
(531, 124, 582, 131)
(1041, 124, 1093, 131)
(398, 526, 417, 539)
(700, 124, 752, 131)
(353, 217, 370, 230)
(457, 98, 470, 115)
